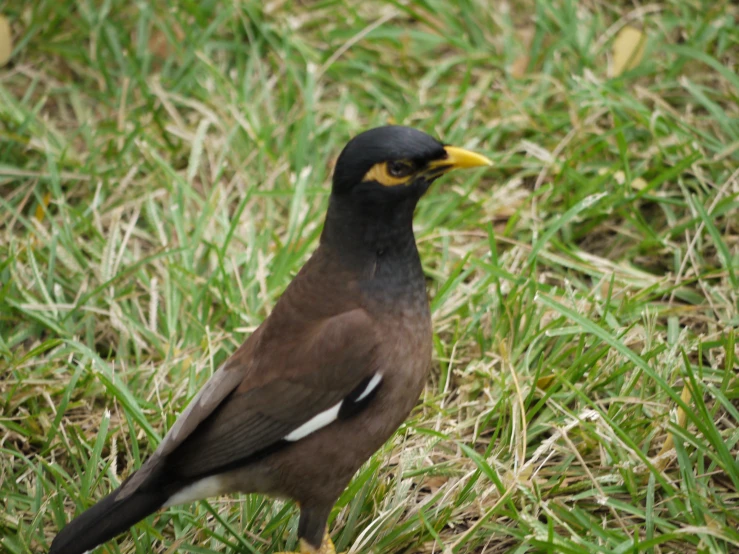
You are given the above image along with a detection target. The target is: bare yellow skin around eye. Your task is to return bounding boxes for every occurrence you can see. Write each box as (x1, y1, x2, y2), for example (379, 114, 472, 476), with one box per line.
(362, 162, 411, 187)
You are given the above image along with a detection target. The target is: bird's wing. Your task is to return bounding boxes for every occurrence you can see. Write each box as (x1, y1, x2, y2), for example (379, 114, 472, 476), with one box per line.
(119, 307, 380, 496)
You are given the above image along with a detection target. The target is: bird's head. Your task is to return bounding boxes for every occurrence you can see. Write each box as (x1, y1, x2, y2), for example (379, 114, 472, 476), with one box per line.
(331, 126, 491, 201)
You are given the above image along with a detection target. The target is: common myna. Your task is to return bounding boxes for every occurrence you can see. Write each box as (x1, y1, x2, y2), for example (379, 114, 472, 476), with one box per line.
(50, 125, 491, 554)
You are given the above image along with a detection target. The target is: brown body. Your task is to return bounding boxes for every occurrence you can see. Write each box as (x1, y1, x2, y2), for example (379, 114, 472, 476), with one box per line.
(202, 242, 432, 517)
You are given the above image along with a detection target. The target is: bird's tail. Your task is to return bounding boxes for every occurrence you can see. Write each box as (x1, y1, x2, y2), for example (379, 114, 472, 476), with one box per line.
(49, 483, 167, 554)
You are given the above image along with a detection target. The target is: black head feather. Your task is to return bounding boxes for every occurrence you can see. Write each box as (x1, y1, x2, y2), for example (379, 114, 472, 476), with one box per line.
(332, 126, 446, 194)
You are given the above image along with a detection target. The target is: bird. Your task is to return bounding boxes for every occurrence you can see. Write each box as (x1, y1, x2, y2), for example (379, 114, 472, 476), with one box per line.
(49, 125, 492, 554)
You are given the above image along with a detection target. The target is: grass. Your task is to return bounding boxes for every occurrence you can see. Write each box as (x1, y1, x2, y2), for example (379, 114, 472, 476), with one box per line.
(1, 0, 738, 553)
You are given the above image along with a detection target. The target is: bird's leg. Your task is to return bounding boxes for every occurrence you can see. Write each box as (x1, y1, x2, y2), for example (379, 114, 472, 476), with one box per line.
(274, 504, 346, 553)
(274, 530, 344, 554)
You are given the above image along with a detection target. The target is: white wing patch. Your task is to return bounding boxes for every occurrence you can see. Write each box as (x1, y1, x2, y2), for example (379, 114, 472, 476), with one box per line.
(285, 402, 342, 441)
(163, 475, 224, 507)
(284, 373, 383, 442)
(356, 373, 382, 401)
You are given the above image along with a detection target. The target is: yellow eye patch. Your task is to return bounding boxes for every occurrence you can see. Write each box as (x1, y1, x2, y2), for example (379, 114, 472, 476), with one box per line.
(363, 161, 414, 187)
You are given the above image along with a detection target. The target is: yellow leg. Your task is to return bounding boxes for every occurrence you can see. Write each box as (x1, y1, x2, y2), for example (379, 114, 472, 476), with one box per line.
(275, 531, 344, 554)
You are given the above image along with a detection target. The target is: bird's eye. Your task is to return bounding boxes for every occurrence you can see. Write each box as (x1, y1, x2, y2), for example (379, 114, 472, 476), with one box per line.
(387, 160, 412, 178)
(363, 160, 414, 186)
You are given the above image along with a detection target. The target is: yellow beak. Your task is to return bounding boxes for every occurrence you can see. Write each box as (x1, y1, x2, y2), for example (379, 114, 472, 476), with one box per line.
(429, 145, 493, 172)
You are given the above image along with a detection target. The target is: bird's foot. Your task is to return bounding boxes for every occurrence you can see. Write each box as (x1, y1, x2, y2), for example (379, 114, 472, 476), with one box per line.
(275, 532, 344, 554)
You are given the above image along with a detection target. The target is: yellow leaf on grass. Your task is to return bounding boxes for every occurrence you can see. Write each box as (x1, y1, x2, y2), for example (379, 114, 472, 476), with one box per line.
(0, 15, 12, 67)
(611, 25, 646, 77)
(536, 374, 557, 390)
(654, 383, 692, 471)
(510, 55, 530, 79)
(510, 26, 535, 79)
(35, 192, 51, 222)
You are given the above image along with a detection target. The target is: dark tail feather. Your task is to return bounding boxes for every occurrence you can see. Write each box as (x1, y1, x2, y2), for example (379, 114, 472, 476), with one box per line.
(49, 484, 167, 554)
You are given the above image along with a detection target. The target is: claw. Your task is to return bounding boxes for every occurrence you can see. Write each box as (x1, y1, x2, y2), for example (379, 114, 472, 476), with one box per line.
(274, 531, 342, 554)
